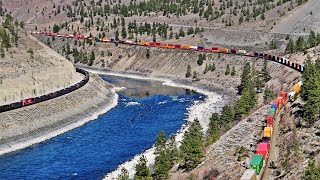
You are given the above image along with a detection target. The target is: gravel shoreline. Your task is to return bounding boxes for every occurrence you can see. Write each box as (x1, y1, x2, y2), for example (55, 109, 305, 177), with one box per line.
(0, 74, 118, 155)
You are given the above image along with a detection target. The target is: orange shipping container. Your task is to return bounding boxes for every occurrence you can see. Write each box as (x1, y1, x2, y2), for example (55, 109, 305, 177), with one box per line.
(140, 41, 149, 46)
(280, 91, 288, 104)
(293, 84, 301, 93)
(182, 45, 191, 49)
(220, 48, 229, 53)
(277, 96, 284, 108)
(264, 127, 273, 138)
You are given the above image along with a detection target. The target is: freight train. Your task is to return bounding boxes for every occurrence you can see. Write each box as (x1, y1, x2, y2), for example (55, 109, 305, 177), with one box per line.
(32, 31, 304, 73)
(0, 68, 89, 113)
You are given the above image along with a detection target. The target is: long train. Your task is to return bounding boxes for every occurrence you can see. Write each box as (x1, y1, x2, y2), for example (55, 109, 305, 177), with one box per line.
(33, 31, 305, 74)
(0, 68, 89, 113)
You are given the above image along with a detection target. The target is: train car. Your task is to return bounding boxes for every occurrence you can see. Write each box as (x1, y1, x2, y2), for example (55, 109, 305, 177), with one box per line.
(182, 45, 190, 50)
(220, 48, 229, 53)
(160, 43, 168, 48)
(250, 155, 263, 175)
(155, 42, 161, 47)
(264, 127, 273, 138)
(254, 52, 259, 57)
(259, 53, 264, 58)
(267, 54, 272, 60)
(101, 37, 110, 42)
(240, 169, 256, 180)
(256, 142, 270, 160)
(174, 44, 181, 49)
(125, 40, 134, 45)
(197, 46, 204, 51)
(211, 47, 219, 53)
(167, 44, 175, 49)
(150, 42, 156, 46)
(247, 53, 255, 57)
(204, 48, 211, 52)
(238, 50, 247, 55)
(267, 114, 274, 127)
(21, 98, 34, 106)
(230, 49, 237, 54)
(190, 46, 198, 50)
(300, 64, 304, 72)
(140, 41, 149, 46)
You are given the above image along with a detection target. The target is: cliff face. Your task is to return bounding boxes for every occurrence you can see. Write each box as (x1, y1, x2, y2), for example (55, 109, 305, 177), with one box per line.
(0, 31, 82, 105)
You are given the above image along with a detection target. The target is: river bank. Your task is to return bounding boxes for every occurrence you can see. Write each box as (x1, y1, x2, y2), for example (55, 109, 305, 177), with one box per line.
(78, 67, 231, 179)
(0, 74, 118, 156)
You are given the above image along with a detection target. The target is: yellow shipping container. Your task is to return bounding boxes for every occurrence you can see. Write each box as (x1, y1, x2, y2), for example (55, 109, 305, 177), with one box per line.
(264, 127, 273, 138)
(293, 84, 301, 93)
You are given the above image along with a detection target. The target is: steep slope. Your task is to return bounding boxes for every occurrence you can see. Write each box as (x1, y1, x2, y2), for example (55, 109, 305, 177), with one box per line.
(0, 30, 82, 106)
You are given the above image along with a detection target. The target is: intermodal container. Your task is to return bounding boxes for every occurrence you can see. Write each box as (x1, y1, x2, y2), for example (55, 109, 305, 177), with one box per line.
(231, 49, 237, 54)
(240, 169, 256, 180)
(267, 114, 274, 126)
(250, 154, 263, 175)
(293, 84, 301, 93)
(125, 40, 133, 45)
(211, 47, 219, 52)
(264, 127, 273, 138)
(182, 45, 190, 49)
(174, 44, 181, 49)
(155, 42, 161, 47)
(272, 55, 277, 61)
(269, 107, 276, 115)
(149, 42, 155, 46)
(238, 50, 246, 55)
(197, 46, 204, 51)
(190, 46, 198, 50)
(254, 52, 259, 57)
(280, 91, 288, 104)
(277, 96, 284, 108)
(167, 44, 175, 49)
(204, 48, 211, 52)
(220, 48, 229, 53)
(256, 142, 270, 160)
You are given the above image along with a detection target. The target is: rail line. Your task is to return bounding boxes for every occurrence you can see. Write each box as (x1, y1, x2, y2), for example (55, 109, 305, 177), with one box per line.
(0, 68, 89, 113)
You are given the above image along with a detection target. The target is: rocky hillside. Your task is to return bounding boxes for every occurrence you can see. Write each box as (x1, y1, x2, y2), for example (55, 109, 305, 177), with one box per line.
(0, 29, 82, 106)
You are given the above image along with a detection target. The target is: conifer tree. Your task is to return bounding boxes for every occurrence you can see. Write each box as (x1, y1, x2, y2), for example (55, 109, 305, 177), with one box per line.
(155, 130, 166, 154)
(225, 64, 230, 75)
(117, 168, 129, 180)
(207, 113, 220, 144)
(186, 65, 192, 78)
(180, 118, 204, 171)
(231, 66, 236, 76)
(134, 156, 152, 180)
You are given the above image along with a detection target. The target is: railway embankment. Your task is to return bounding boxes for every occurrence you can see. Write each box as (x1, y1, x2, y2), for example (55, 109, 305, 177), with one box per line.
(0, 74, 117, 155)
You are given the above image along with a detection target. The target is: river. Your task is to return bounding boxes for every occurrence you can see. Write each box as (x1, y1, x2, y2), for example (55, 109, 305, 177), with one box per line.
(0, 74, 205, 179)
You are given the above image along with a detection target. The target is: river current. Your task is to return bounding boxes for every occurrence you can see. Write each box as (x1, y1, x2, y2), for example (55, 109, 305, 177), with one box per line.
(0, 74, 205, 179)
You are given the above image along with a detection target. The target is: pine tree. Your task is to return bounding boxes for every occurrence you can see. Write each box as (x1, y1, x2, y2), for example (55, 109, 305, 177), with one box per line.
(117, 168, 129, 180)
(220, 105, 234, 128)
(154, 150, 170, 179)
(186, 65, 192, 78)
(302, 158, 320, 180)
(155, 130, 166, 154)
(211, 62, 216, 71)
(239, 62, 252, 94)
(197, 54, 204, 66)
(134, 156, 152, 180)
(115, 29, 119, 41)
(225, 64, 230, 75)
(207, 113, 220, 144)
(89, 50, 95, 66)
(295, 36, 305, 52)
(231, 66, 236, 76)
(180, 118, 204, 171)
(121, 26, 127, 38)
(286, 38, 295, 54)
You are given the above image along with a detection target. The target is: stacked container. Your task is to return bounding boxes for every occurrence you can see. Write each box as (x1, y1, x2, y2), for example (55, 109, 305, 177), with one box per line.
(264, 127, 273, 138)
(256, 142, 270, 160)
(250, 155, 263, 175)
